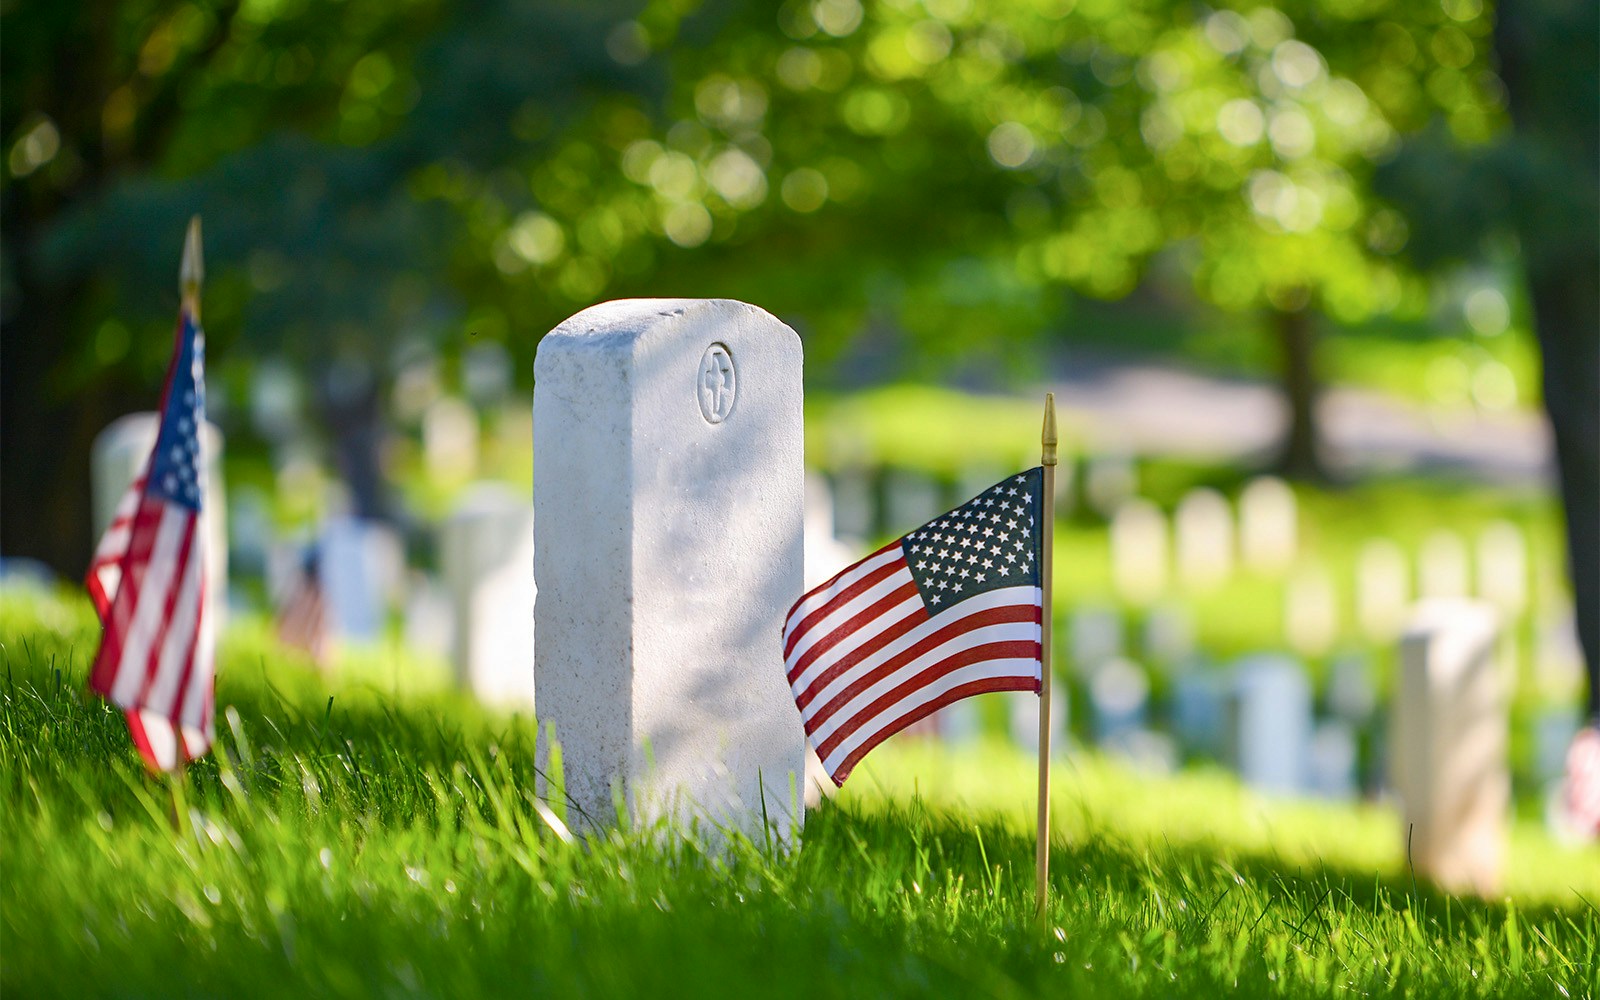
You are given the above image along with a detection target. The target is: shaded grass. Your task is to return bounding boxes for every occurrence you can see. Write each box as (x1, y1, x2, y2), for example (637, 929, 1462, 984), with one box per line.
(2, 592, 1595, 998)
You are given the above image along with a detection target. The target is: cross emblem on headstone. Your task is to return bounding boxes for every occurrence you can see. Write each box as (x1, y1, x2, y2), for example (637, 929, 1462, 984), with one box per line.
(698, 344, 736, 423)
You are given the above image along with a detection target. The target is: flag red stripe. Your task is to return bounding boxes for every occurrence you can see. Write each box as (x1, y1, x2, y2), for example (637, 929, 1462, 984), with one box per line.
(785, 539, 901, 621)
(783, 556, 904, 658)
(90, 498, 163, 693)
(786, 579, 922, 684)
(803, 604, 1041, 732)
(792, 598, 926, 712)
(813, 639, 1042, 760)
(135, 518, 198, 704)
(168, 576, 207, 728)
(827, 675, 1040, 786)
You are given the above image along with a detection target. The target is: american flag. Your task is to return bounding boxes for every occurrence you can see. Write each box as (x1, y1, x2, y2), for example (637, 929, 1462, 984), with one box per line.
(86, 308, 216, 773)
(276, 545, 330, 666)
(784, 469, 1044, 786)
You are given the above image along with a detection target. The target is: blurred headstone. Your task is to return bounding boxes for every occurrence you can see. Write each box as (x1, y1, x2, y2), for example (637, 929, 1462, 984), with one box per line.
(1110, 498, 1167, 603)
(1239, 476, 1297, 573)
(1143, 602, 1196, 670)
(248, 360, 302, 441)
(1308, 721, 1359, 800)
(320, 516, 403, 641)
(1284, 565, 1337, 656)
(1007, 686, 1067, 756)
(1418, 531, 1470, 599)
(1230, 655, 1311, 795)
(423, 396, 480, 481)
(1090, 658, 1149, 746)
(1172, 669, 1228, 758)
(882, 469, 942, 535)
(1084, 451, 1137, 517)
(830, 467, 875, 542)
(1355, 538, 1410, 640)
(1326, 651, 1377, 723)
(1393, 600, 1506, 894)
(1069, 605, 1124, 676)
(462, 342, 512, 407)
(402, 572, 454, 661)
(440, 483, 536, 706)
(1174, 488, 1234, 590)
(1532, 706, 1581, 787)
(92, 413, 228, 624)
(936, 698, 983, 746)
(1475, 521, 1527, 616)
(805, 472, 857, 589)
(532, 298, 805, 836)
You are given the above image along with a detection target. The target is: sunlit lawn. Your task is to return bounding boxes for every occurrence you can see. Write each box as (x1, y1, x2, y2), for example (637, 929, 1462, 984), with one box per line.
(2, 592, 1595, 998)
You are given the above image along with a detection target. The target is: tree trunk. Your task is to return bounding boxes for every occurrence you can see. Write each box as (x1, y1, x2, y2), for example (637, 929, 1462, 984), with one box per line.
(1495, 0, 1600, 712)
(1271, 307, 1326, 481)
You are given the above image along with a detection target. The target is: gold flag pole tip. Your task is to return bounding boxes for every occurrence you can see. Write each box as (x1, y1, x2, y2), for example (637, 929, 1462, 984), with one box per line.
(180, 216, 204, 315)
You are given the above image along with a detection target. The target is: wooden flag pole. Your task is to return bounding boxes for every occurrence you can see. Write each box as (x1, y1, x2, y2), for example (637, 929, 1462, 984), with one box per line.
(167, 214, 203, 838)
(1035, 392, 1057, 925)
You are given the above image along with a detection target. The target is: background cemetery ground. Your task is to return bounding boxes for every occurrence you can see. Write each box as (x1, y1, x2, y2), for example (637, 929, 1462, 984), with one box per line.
(4, 592, 1596, 999)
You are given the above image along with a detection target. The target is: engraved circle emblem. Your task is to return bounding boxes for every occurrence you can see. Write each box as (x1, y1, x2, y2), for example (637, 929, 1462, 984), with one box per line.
(697, 343, 736, 424)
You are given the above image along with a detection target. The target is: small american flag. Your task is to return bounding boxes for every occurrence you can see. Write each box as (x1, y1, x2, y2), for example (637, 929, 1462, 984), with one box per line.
(86, 308, 216, 773)
(784, 469, 1044, 786)
(276, 545, 330, 666)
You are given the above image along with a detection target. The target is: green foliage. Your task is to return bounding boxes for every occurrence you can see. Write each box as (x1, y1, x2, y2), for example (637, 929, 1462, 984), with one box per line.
(3, 592, 1596, 998)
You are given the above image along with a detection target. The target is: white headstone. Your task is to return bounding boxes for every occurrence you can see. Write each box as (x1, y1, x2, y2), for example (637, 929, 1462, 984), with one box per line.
(1007, 686, 1067, 756)
(804, 472, 857, 589)
(1172, 670, 1228, 757)
(1174, 488, 1234, 590)
(1308, 721, 1358, 800)
(1231, 655, 1312, 795)
(320, 516, 403, 641)
(533, 299, 805, 837)
(1393, 599, 1506, 893)
(1069, 605, 1124, 676)
(1143, 603, 1196, 668)
(830, 467, 875, 542)
(92, 413, 228, 624)
(1475, 521, 1527, 615)
(1355, 538, 1410, 640)
(1418, 531, 1469, 599)
(882, 469, 943, 535)
(1110, 498, 1167, 603)
(1090, 657, 1149, 746)
(1084, 451, 1137, 517)
(1239, 476, 1297, 573)
(1284, 565, 1337, 656)
(439, 483, 536, 706)
(401, 572, 454, 661)
(423, 396, 480, 481)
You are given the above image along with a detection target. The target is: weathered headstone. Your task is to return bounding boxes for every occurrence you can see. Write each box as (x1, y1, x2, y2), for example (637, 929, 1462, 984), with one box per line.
(1143, 602, 1196, 670)
(1110, 498, 1168, 603)
(1355, 538, 1410, 640)
(439, 483, 537, 706)
(1284, 565, 1337, 656)
(1239, 476, 1296, 573)
(533, 299, 806, 837)
(1174, 488, 1234, 590)
(1475, 521, 1527, 616)
(92, 413, 228, 622)
(1392, 599, 1506, 894)
(1418, 531, 1469, 599)
(1230, 655, 1312, 795)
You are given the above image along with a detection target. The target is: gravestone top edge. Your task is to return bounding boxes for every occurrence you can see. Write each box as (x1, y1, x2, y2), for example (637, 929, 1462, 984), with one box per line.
(537, 298, 795, 354)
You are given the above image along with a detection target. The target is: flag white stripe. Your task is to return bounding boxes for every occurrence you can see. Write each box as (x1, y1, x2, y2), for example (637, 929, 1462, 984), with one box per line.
(108, 506, 189, 705)
(177, 595, 216, 733)
(785, 567, 915, 666)
(821, 657, 1041, 775)
(145, 546, 204, 716)
(806, 619, 1042, 745)
(787, 590, 923, 696)
(790, 585, 1038, 705)
(783, 547, 903, 643)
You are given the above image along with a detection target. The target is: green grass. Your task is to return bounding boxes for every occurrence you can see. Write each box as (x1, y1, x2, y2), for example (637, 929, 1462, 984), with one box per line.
(3, 592, 1596, 998)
